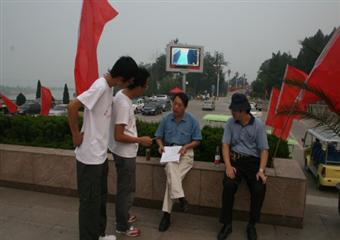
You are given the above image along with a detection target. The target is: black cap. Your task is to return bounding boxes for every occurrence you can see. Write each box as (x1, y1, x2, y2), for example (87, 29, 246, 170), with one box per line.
(229, 93, 251, 112)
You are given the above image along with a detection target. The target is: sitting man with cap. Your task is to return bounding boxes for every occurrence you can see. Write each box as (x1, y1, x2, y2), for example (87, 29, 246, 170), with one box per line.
(155, 92, 202, 232)
(218, 93, 269, 240)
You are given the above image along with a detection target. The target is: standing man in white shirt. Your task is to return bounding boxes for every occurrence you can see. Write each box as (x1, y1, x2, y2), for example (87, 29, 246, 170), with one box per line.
(68, 56, 138, 240)
(109, 68, 152, 237)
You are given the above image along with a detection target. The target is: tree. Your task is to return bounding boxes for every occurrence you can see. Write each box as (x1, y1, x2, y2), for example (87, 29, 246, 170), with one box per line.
(253, 51, 294, 98)
(36, 80, 41, 99)
(295, 28, 335, 74)
(16, 92, 26, 106)
(63, 84, 70, 104)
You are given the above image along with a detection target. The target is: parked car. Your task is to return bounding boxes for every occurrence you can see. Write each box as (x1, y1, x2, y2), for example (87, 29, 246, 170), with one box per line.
(302, 127, 340, 190)
(17, 102, 41, 115)
(141, 101, 163, 115)
(155, 94, 169, 101)
(49, 104, 68, 116)
(158, 99, 171, 112)
(132, 98, 144, 113)
(202, 100, 215, 111)
(250, 103, 262, 118)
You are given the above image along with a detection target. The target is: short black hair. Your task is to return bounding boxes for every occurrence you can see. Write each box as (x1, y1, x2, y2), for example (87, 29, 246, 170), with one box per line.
(172, 92, 189, 107)
(127, 67, 150, 89)
(109, 56, 138, 81)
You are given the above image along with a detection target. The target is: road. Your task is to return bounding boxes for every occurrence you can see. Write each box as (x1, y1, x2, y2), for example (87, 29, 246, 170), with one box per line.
(136, 96, 338, 204)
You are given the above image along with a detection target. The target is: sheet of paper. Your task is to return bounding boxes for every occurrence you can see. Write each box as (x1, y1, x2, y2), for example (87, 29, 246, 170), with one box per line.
(160, 146, 182, 164)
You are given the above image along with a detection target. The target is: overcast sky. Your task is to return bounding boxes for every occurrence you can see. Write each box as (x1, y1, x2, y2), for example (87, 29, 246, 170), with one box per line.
(1, 0, 339, 89)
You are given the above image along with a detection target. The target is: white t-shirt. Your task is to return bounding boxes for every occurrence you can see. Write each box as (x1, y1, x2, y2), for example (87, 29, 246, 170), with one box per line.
(75, 77, 113, 165)
(108, 90, 138, 158)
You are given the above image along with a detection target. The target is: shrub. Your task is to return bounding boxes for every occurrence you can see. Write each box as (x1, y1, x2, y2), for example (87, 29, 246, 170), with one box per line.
(0, 115, 290, 166)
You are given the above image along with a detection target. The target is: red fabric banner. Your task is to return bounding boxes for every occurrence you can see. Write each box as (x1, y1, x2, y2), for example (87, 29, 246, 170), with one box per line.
(0, 94, 17, 113)
(74, 0, 118, 95)
(40, 86, 52, 116)
(276, 65, 309, 116)
(265, 88, 280, 127)
(305, 27, 340, 112)
(272, 118, 293, 140)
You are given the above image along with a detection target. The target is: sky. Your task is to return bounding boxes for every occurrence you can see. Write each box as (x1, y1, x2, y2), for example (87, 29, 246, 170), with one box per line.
(1, 0, 339, 90)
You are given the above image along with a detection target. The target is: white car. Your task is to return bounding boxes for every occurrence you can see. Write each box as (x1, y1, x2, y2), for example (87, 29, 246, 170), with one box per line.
(49, 104, 68, 116)
(250, 103, 262, 118)
(132, 98, 144, 113)
(155, 95, 169, 100)
(202, 100, 215, 111)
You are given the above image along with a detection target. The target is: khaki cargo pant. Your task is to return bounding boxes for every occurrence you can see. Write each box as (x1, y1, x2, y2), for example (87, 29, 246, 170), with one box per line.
(162, 149, 194, 213)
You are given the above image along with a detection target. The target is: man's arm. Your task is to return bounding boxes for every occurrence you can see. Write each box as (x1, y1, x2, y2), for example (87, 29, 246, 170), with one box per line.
(115, 124, 152, 147)
(156, 138, 165, 154)
(222, 143, 236, 179)
(67, 99, 83, 147)
(256, 149, 269, 183)
(178, 140, 200, 155)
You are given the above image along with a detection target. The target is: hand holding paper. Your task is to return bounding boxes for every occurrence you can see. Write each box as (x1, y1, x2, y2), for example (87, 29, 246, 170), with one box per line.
(160, 146, 182, 164)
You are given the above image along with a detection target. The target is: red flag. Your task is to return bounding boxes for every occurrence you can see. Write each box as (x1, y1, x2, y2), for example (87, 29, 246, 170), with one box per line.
(272, 118, 293, 140)
(304, 27, 340, 112)
(265, 86, 294, 140)
(74, 0, 118, 95)
(40, 86, 52, 116)
(0, 94, 17, 113)
(276, 65, 310, 116)
(265, 88, 280, 127)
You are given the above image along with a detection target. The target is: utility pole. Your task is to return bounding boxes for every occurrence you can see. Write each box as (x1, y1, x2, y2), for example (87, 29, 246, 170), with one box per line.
(215, 52, 220, 98)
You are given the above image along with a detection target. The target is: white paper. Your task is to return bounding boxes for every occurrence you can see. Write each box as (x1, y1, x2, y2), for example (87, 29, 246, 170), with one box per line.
(160, 146, 182, 164)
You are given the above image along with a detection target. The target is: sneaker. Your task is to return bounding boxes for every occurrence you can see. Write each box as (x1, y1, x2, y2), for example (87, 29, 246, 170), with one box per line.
(116, 226, 141, 237)
(128, 215, 137, 223)
(99, 235, 116, 240)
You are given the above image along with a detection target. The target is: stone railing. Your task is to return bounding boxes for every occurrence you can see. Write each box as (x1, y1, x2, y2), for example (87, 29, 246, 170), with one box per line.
(0, 144, 306, 228)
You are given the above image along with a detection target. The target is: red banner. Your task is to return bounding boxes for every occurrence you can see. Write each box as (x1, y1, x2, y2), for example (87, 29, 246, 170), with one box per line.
(40, 86, 52, 116)
(305, 27, 340, 112)
(265, 88, 280, 127)
(0, 94, 17, 113)
(74, 0, 118, 95)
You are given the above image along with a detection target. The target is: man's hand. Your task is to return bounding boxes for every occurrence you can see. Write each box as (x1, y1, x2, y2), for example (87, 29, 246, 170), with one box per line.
(226, 166, 236, 179)
(256, 171, 267, 184)
(139, 136, 152, 147)
(178, 145, 188, 156)
(158, 145, 165, 154)
(72, 132, 84, 147)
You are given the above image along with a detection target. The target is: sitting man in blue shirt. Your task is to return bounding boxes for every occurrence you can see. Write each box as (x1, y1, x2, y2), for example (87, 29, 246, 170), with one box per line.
(155, 93, 202, 232)
(218, 93, 269, 240)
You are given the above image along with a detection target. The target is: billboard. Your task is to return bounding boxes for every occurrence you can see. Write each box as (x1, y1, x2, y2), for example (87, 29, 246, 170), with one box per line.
(166, 44, 204, 73)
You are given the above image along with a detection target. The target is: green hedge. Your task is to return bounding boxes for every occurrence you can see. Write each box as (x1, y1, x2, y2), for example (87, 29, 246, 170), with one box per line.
(0, 115, 290, 166)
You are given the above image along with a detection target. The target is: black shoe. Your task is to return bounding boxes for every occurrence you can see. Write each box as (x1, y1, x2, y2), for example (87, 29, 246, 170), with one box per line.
(159, 213, 171, 232)
(246, 224, 257, 240)
(179, 198, 189, 212)
(217, 224, 232, 240)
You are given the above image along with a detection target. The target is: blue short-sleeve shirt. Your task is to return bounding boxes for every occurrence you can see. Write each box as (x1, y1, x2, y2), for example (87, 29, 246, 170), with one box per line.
(222, 115, 269, 158)
(155, 112, 202, 145)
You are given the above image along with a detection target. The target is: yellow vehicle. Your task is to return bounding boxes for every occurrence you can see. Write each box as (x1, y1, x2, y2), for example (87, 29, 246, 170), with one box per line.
(302, 128, 340, 189)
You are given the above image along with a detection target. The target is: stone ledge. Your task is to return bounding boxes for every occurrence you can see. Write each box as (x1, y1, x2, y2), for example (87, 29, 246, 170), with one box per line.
(0, 144, 306, 228)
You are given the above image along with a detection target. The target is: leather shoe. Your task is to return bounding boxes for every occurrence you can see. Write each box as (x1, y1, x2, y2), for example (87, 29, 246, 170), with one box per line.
(179, 198, 189, 212)
(217, 224, 232, 240)
(246, 224, 257, 240)
(158, 214, 171, 232)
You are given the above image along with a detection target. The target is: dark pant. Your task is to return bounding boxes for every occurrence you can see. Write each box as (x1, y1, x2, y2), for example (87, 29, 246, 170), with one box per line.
(77, 159, 108, 240)
(220, 157, 266, 225)
(113, 153, 136, 232)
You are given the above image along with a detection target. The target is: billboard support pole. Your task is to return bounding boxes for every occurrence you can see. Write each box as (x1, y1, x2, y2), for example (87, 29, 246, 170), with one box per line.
(182, 72, 187, 93)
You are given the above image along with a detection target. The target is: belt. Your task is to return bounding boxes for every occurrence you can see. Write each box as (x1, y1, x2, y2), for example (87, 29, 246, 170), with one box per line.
(230, 151, 258, 161)
(166, 143, 183, 147)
